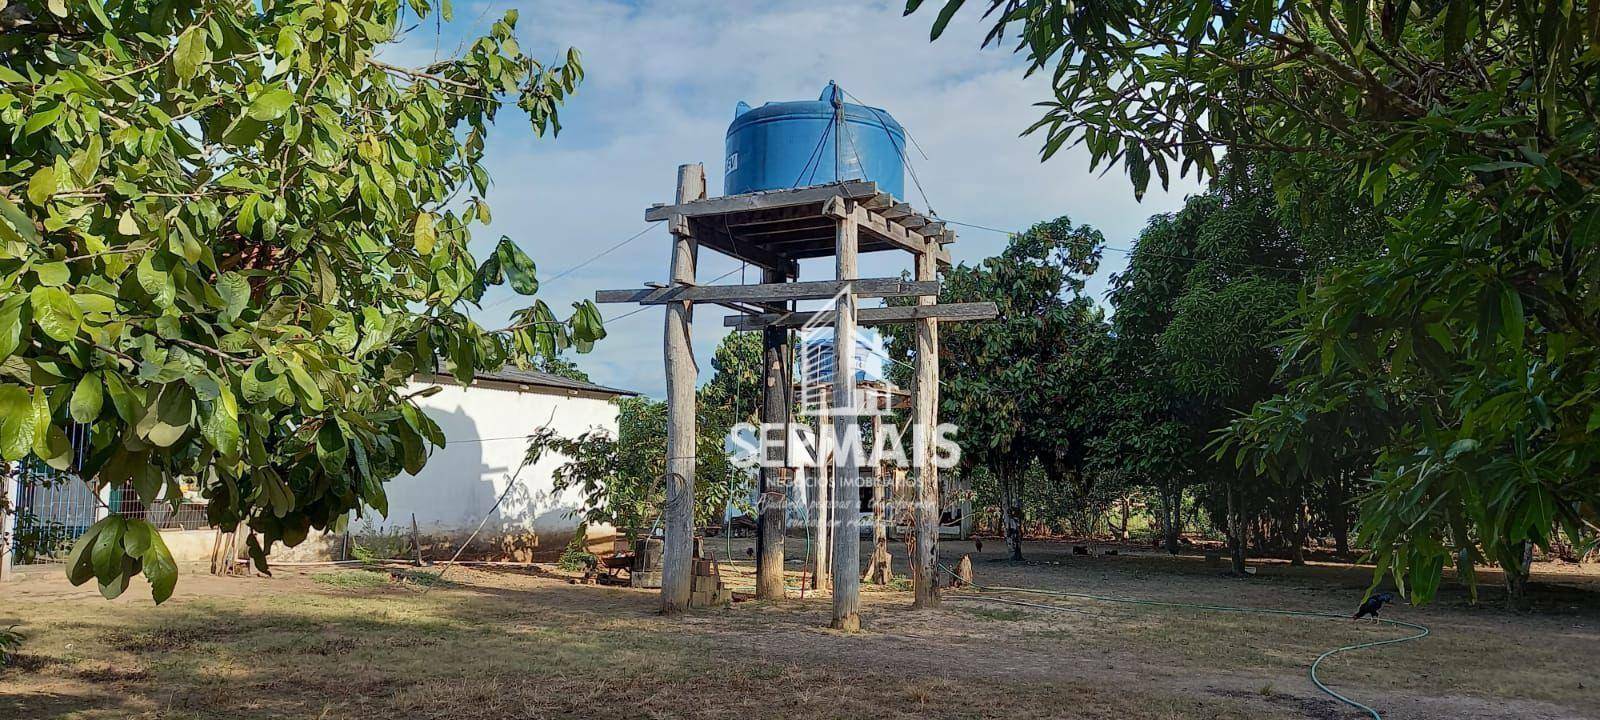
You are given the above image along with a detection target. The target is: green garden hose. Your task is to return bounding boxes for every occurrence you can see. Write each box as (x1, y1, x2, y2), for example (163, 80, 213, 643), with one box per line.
(940, 565, 1431, 720)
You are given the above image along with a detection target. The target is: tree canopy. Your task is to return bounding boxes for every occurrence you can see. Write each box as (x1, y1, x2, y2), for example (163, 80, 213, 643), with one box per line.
(913, 0, 1600, 605)
(2, 0, 602, 601)
(892, 216, 1107, 560)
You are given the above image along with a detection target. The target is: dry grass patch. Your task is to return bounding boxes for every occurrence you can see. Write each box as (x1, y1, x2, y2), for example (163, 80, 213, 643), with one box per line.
(2, 542, 1596, 720)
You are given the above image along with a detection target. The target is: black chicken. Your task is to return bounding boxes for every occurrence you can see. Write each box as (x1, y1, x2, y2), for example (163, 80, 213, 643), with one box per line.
(1353, 592, 1395, 620)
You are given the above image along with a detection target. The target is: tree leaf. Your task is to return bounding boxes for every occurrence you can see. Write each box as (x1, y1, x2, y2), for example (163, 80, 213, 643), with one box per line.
(71, 374, 104, 423)
(142, 529, 179, 603)
(495, 236, 538, 294)
(200, 384, 241, 461)
(0, 385, 36, 460)
(65, 520, 104, 586)
(135, 252, 174, 308)
(26, 166, 56, 206)
(90, 515, 126, 586)
(929, 0, 963, 40)
(414, 212, 436, 255)
(33, 262, 70, 286)
(29, 286, 83, 342)
(248, 87, 296, 121)
(0, 295, 26, 360)
(216, 272, 250, 324)
(174, 26, 207, 81)
(285, 360, 323, 411)
(117, 209, 140, 235)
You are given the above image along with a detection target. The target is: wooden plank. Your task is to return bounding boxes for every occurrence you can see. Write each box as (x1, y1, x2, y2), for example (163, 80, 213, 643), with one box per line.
(731, 226, 836, 247)
(810, 419, 831, 593)
(853, 205, 950, 266)
(882, 203, 914, 220)
(720, 202, 829, 229)
(723, 302, 998, 331)
(661, 163, 704, 615)
(830, 205, 862, 632)
(731, 218, 836, 239)
(862, 192, 894, 210)
(597, 278, 940, 305)
(853, 205, 923, 256)
(911, 241, 941, 609)
(690, 218, 799, 275)
(644, 181, 878, 221)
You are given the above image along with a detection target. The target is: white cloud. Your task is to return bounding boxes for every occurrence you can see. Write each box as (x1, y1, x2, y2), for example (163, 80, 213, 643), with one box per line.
(414, 0, 1199, 398)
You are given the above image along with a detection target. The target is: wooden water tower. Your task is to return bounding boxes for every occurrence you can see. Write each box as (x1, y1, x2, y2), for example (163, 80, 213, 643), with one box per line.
(597, 86, 994, 628)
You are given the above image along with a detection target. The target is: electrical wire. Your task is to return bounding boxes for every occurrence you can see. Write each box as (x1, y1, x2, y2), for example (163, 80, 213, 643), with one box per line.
(793, 114, 838, 189)
(841, 87, 935, 214)
(479, 223, 658, 312)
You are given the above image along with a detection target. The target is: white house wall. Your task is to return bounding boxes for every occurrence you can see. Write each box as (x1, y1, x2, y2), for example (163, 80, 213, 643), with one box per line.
(373, 378, 621, 555)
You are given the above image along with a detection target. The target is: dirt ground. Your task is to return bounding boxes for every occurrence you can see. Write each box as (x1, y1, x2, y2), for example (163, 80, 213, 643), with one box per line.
(2, 538, 1597, 719)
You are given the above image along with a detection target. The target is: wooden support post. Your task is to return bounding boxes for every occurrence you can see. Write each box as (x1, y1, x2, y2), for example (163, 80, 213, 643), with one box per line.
(865, 414, 893, 585)
(810, 419, 831, 592)
(755, 266, 790, 600)
(830, 203, 862, 631)
(661, 163, 705, 614)
(912, 241, 941, 609)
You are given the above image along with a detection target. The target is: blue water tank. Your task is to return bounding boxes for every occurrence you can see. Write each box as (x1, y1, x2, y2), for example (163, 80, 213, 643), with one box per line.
(724, 82, 906, 198)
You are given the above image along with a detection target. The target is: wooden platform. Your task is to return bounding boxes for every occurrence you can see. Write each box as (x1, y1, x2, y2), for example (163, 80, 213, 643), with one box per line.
(645, 181, 952, 275)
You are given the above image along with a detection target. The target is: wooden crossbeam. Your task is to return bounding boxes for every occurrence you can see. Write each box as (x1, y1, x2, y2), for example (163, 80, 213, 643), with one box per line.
(853, 206, 950, 267)
(597, 278, 940, 305)
(645, 181, 878, 221)
(723, 302, 998, 331)
(862, 192, 895, 210)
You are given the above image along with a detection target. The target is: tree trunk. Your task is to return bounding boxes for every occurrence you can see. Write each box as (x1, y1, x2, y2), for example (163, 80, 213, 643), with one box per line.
(1117, 495, 1131, 542)
(1163, 485, 1182, 554)
(999, 470, 1024, 561)
(865, 426, 893, 586)
(754, 278, 790, 601)
(1505, 541, 1534, 612)
(1226, 480, 1247, 577)
(1290, 496, 1308, 567)
(1330, 472, 1350, 557)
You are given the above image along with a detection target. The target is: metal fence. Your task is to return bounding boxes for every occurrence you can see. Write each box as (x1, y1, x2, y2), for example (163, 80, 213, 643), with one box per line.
(2, 424, 208, 570)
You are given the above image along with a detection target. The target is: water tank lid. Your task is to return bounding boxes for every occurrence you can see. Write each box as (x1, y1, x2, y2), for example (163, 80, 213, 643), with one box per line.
(726, 83, 905, 136)
(819, 80, 842, 104)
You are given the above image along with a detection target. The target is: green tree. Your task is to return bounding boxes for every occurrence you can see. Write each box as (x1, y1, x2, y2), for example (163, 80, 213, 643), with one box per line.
(896, 216, 1106, 560)
(1104, 162, 1304, 572)
(913, 0, 1600, 606)
(527, 331, 761, 539)
(1, 0, 602, 601)
(529, 354, 592, 383)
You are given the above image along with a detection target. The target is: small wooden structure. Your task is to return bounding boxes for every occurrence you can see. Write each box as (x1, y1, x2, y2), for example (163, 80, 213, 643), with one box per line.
(598, 164, 995, 628)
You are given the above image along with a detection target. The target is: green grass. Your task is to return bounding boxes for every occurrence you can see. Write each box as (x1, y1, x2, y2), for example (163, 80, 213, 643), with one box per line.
(310, 571, 391, 589)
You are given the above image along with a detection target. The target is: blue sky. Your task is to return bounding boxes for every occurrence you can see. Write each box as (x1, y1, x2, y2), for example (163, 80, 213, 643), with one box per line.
(391, 0, 1199, 398)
